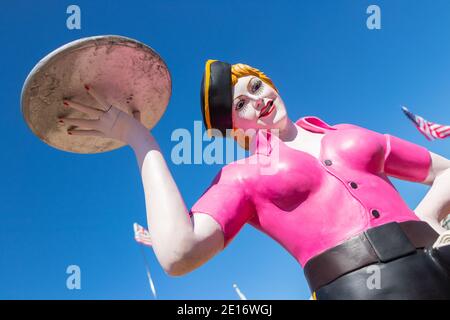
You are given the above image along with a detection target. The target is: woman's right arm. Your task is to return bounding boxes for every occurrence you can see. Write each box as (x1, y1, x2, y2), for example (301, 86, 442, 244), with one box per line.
(62, 85, 225, 276)
(128, 128, 225, 276)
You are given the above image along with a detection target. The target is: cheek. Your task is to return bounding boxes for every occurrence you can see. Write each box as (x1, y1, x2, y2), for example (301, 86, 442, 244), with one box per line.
(262, 85, 274, 97)
(232, 105, 258, 127)
(275, 97, 287, 115)
(240, 105, 257, 120)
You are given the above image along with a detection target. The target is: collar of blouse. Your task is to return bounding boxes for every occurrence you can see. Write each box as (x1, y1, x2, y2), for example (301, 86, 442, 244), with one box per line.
(249, 116, 335, 156)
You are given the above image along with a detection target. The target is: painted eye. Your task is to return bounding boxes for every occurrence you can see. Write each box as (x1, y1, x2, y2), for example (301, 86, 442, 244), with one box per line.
(235, 99, 246, 110)
(249, 78, 263, 95)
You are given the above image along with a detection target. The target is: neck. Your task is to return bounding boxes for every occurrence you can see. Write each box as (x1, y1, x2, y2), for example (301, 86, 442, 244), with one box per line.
(278, 118, 299, 142)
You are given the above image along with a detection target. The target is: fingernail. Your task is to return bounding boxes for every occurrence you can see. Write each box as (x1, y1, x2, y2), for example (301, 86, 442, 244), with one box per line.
(84, 84, 90, 91)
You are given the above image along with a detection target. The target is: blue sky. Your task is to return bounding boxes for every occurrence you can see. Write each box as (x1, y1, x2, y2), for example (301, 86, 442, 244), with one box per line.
(0, 0, 449, 299)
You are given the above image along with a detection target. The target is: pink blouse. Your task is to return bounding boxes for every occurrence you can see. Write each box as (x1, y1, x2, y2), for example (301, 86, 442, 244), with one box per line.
(190, 116, 431, 266)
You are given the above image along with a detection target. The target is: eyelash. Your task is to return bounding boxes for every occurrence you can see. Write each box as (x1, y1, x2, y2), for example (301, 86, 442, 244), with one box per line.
(235, 100, 248, 113)
(251, 80, 264, 95)
(234, 79, 263, 112)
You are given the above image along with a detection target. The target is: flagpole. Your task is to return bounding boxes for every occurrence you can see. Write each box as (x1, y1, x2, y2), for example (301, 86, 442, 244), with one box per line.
(138, 244, 157, 299)
(233, 283, 247, 300)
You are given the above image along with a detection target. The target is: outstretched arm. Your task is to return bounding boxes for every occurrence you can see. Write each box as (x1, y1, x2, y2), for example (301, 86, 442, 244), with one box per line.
(62, 85, 224, 276)
(415, 152, 450, 234)
(130, 131, 225, 275)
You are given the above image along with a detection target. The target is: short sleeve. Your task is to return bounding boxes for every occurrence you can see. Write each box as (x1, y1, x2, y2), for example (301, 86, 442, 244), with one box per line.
(383, 133, 431, 182)
(189, 165, 256, 248)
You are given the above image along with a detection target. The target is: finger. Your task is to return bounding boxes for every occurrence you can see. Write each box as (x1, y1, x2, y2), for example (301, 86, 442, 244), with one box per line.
(84, 84, 110, 111)
(67, 129, 105, 137)
(132, 110, 141, 122)
(63, 99, 104, 118)
(60, 117, 100, 129)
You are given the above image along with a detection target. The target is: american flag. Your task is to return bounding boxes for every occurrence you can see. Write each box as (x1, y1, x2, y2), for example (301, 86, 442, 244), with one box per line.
(133, 222, 157, 298)
(402, 106, 450, 141)
(133, 222, 152, 247)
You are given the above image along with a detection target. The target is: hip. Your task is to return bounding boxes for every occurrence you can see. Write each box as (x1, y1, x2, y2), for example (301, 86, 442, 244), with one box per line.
(303, 220, 450, 299)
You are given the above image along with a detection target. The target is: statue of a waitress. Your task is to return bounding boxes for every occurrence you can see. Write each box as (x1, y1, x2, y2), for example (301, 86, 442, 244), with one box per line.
(60, 60, 450, 299)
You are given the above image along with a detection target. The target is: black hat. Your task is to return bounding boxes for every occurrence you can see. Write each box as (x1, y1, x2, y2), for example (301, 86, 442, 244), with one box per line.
(200, 60, 233, 136)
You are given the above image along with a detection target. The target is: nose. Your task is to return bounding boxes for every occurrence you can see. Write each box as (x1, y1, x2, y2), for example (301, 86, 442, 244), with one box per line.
(254, 97, 272, 110)
(254, 98, 265, 110)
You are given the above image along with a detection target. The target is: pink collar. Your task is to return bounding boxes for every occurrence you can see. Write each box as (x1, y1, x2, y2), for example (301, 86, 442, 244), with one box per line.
(296, 116, 337, 133)
(250, 116, 335, 156)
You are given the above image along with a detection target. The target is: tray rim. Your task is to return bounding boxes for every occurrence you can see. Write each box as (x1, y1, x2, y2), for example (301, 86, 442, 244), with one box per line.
(20, 34, 172, 154)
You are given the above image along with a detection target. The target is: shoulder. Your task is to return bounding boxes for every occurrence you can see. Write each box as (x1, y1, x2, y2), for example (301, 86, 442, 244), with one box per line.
(332, 123, 364, 130)
(296, 116, 386, 149)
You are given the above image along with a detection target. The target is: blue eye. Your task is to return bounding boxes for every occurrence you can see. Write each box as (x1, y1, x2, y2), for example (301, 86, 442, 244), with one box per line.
(249, 78, 263, 95)
(235, 99, 246, 111)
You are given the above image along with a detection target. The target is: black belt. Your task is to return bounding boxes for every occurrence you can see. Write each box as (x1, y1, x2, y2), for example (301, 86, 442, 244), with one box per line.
(303, 221, 439, 293)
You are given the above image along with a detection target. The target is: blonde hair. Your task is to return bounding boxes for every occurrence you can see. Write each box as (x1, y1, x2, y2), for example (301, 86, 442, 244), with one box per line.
(231, 63, 278, 92)
(230, 63, 278, 150)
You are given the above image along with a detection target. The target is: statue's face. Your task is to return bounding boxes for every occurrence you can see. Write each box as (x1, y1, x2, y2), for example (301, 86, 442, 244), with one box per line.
(231, 75, 287, 133)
